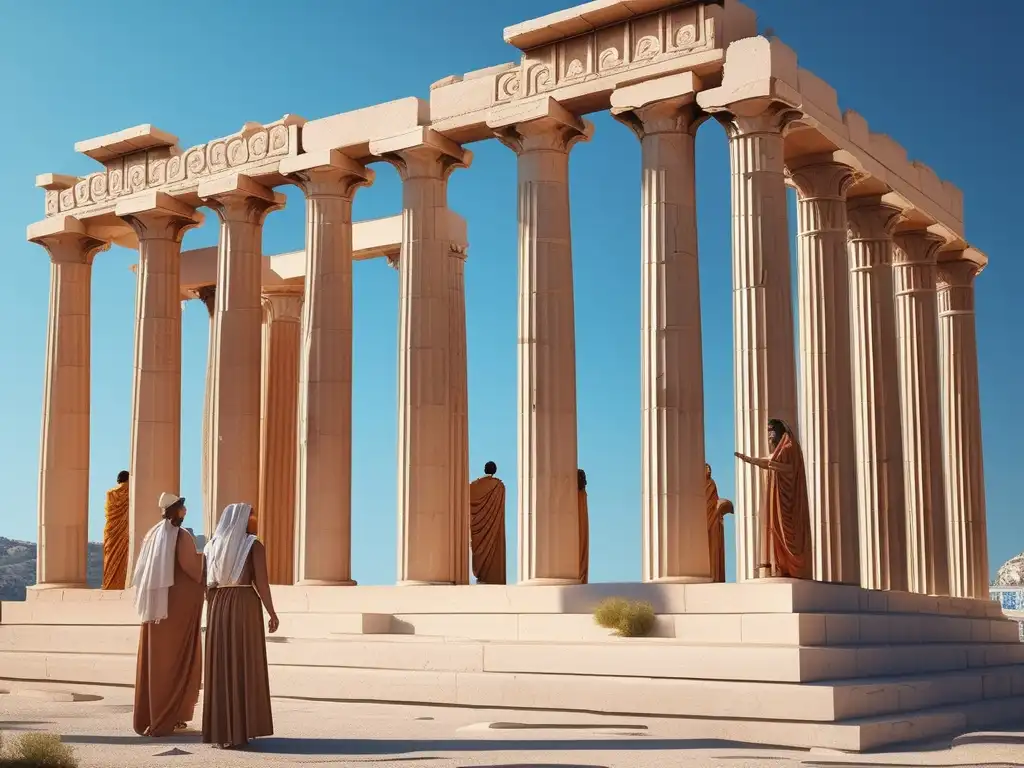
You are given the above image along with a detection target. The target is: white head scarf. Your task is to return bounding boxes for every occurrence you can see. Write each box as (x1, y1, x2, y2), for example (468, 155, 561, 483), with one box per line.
(131, 519, 178, 624)
(204, 502, 257, 587)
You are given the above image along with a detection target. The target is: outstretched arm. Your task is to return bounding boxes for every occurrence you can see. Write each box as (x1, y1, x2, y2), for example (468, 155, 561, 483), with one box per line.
(734, 452, 794, 475)
(250, 541, 279, 634)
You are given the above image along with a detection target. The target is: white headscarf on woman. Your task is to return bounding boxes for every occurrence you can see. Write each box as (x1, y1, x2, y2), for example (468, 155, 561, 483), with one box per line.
(204, 502, 257, 587)
(131, 519, 178, 624)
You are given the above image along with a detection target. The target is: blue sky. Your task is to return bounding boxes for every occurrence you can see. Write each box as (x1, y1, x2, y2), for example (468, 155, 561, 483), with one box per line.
(0, 1, 1020, 585)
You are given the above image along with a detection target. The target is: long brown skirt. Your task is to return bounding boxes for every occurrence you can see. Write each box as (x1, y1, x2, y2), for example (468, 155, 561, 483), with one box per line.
(202, 586, 273, 746)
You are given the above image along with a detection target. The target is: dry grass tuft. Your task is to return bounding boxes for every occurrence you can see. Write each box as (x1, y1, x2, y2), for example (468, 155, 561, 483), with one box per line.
(593, 597, 657, 637)
(0, 731, 78, 768)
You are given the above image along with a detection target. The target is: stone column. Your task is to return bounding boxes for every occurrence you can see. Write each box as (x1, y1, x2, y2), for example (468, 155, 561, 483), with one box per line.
(258, 285, 303, 585)
(706, 101, 800, 581)
(199, 175, 283, 525)
(893, 230, 950, 596)
(27, 216, 108, 587)
(192, 285, 217, 539)
(117, 193, 201, 569)
(937, 252, 988, 599)
(449, 243, 470, 585)
(612, 90, 710, 583)
(491, 99, 592, 584)
(788, 158, 860, 585)
(371, 130, 470, 585)
(846, 197, 908, 592)
(280, 150, 372, 586)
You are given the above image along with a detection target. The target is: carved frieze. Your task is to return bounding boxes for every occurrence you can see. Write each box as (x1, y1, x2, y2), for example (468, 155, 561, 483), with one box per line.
(493, 4, 716, 105)
(46, 116, 302, 218)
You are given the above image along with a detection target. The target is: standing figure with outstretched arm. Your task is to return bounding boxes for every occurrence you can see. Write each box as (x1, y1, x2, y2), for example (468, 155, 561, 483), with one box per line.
(735, 419, 813, 580)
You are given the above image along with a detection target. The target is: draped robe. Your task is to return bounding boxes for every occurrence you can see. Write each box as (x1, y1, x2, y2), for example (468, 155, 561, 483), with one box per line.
(758, 432, 813, 579)
(102, 482, 130, 590)
(706, 473, 733, 583)
(469, 476, 506, 585)
(578, 488, 589, 584)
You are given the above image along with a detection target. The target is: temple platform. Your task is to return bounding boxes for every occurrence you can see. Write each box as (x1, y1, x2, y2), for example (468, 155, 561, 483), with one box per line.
(1, 580, 1022, 753)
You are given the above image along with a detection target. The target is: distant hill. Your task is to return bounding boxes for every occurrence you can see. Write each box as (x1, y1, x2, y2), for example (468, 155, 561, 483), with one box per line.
(0, 531, 206, 602)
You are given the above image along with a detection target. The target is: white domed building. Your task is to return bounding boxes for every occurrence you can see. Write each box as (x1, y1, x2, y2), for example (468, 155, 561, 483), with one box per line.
(991, 552, 1024, 640)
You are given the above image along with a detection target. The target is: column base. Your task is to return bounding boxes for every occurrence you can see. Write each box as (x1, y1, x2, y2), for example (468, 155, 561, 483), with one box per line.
(518, 578, 581, 586)
(294, 579, 358, 587)
(27, 582, 90, 591)
(397, 580, 456, 586)
(645, 576, 713, 585)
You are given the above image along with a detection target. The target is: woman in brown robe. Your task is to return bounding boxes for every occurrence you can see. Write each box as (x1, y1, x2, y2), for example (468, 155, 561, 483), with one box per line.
(203, 502, 279, 749)
(735, 419, 813, 580)
(705, 464, 734, 583)
(578, 469, 589, 584)
(132, 493, 205, 736)
(469, 461, 507, 584)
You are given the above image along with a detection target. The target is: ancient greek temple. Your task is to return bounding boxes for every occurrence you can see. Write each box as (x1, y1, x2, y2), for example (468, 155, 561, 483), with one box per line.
(27, 0, 987, 600)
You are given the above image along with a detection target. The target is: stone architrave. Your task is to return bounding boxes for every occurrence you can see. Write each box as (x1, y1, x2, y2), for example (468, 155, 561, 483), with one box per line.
(199, 175, 284, 526)
(117, 192, 202, 569)
(937, 252, 988, 599)
(27, 216, 109, 587)
(699, 97, 800, 582)
(611, 75, 711, 584)
(192, 284, 217, 539)
(788, 157, 860, 586)
(370, 129, 471, 585)
(280, 150, 373, 586)
(846, 197, 908, 592)
(449, 243, 470, 585)
(258, 285, 303, 585)
(490, 98, 592, 585)
(893, 230, 950, 596)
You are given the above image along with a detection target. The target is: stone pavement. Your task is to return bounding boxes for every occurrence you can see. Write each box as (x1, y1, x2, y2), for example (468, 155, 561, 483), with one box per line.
(1, 684, 1023, 768)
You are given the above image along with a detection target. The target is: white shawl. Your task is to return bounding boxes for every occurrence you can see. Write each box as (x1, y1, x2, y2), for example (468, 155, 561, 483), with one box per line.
(131, 519, 178, 624)
(204, 502, 257, 588)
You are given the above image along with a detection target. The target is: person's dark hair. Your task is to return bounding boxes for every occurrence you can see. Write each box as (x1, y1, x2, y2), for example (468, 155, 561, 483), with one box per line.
(767, 418, 788, 436)
(163, 497, 186, 527)
(484, 461, 497, 476)
(117, 470, 129, 484)
(577, 468, 587, 491)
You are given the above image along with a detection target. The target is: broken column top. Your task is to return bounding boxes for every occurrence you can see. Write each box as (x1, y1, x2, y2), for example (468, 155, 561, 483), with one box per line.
(74, 124, 179, 163)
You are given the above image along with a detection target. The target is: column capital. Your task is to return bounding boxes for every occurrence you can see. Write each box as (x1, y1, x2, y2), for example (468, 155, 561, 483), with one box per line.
(489, 96, 594, 154)
(262, 285, 303, 323)
(786, 156, 858, 201)
(370, 127, 471, 181)
(937, 249, 986, 288)
(703, 98, 803, 140)
(279, 149, 375, 198)
(846, 196, 905, 242)
(610, 72, 705, 140)
(115, 191, 203, 243)
(199, 174, 285, 225)
(893, 230, 945, 266)
(27, 215, 109, 265)
(190, 284, 217, 317)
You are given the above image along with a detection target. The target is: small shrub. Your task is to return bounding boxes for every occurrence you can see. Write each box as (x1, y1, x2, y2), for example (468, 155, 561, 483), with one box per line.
(593, 597, 656, 637)
(1, 732, 78, 768)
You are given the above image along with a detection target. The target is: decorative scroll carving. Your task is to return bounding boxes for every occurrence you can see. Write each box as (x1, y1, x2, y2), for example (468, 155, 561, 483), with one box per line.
(47, 116, 301, 218)
(493, 3, 716, 105)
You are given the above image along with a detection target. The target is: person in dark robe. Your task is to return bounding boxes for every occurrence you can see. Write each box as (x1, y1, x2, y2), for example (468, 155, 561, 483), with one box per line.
(735, 419, 813, 580)
(705, 463, 734, 583)
(132, 492, 205, 736)
(102, 470, 130, 590)
(578, 469, 589, 584)
(469, 461, 507, 584)
(203, 502, 279, 749)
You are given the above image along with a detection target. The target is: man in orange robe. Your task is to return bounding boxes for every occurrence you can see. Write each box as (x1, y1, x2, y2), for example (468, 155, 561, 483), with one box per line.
(735, 419, 813, 580)
(469, 462, 506, 584)
(102, 470, 130, 590)
(705, 463, 734, 583)
(578, 469, 589, 584)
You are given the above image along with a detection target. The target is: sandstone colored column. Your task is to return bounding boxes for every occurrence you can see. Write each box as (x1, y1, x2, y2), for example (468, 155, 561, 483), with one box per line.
(192, 285, 217, 539)
(281, 150, 373, 586)
(846, 197, 908, 591)
(893, 230, 950, 596)
(789, 158, 860, 585)
(199, 175, 284, 526)
(937, 251, 988, 599)
(490, 99, 592, 584)
(258, 285, 303, 585)
(28, 216, 108, 587)
(117, 193, 201, 568)
(371, 130, 470, 585)
(702, 99, 800, 582)
(612, 79, 711, 583)
(449, 243, 470, 585)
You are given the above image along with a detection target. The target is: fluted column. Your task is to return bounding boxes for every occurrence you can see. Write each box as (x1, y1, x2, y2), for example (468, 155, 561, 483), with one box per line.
(117, 193, 201, 569)
(28, 216, 108, 587)
(846, 197, 908, 591)
(258, 285, 303, 584)
(492, 100, 592, 584)
(937, 253, 988, 599)
(371, 130, 470, 585)
(281, 150, 373, 586)
(449, 243, 470, 585)
(199, 176, 283, 525)
(192, 285, 217, 539)
(789, 158, 859, 585)
(613, 93, 710, 583)
(893, 230, 949, 596)
(710, 103, 800, 581)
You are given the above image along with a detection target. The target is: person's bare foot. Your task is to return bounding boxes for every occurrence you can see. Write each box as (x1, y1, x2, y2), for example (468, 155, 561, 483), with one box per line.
(174, 722, 188, 731)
